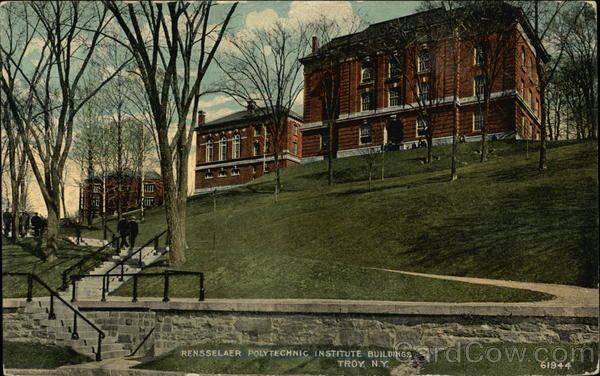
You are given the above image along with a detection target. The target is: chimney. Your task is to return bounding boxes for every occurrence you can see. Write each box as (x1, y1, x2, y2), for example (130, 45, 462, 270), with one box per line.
(198, 110, 206, 126)
(246, 100, 256, 111)
(312, 36, 318, 55)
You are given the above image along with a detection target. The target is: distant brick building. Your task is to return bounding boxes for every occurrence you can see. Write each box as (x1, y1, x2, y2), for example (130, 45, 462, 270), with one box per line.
(300, 5, 548, 161)
(194, 103, 303, 193)
(80, 171, 164, 219)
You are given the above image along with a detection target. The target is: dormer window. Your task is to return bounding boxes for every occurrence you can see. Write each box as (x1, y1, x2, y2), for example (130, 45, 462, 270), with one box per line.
(418, 48, 430, 73)
(361, 60, 374, 82)
(389, 57, 400, 77)
(361, 92, 373, 111)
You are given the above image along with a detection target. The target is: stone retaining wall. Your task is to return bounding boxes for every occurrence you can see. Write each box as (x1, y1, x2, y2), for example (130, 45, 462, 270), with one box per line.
(3, 302, 598, 358)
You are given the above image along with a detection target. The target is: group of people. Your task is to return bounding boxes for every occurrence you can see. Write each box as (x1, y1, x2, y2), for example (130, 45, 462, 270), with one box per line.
(2, 211, 45, 238)
(117, 216, 140, 250)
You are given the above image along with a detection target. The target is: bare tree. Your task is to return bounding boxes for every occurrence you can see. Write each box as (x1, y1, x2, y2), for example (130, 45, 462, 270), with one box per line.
(307, 15, 363, 185)
(103, 0, 237, 265)
(1, 2, 127, 260)
(217, 20, 309, 201)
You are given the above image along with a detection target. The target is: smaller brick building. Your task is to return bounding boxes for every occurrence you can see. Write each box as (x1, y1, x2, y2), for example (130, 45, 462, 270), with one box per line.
(194, 103, 303, 193)
(80, 171, 164, 219)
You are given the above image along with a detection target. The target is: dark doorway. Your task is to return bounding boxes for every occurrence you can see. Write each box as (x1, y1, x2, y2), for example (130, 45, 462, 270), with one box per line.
(386, 117, 403, 151)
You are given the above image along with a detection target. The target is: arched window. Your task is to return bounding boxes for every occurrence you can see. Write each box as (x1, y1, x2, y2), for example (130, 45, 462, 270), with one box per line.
(206, 138, 213, 162)
(521, 48, 526, 70)
(418, 49, 430, 72)
(233, 133, 241, 159)
(219, 136, 227, 161)
(253, 142, 260, 156)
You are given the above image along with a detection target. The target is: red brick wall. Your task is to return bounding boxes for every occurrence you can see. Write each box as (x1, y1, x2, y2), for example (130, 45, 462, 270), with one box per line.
(194, 117, 301, 190)
(302, 25, 541, 158)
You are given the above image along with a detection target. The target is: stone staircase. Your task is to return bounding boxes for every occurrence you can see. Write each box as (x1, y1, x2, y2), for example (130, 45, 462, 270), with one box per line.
(37, 238, 169, 359)
(23, 299, 129, 360)
(61, 244, 168, 300)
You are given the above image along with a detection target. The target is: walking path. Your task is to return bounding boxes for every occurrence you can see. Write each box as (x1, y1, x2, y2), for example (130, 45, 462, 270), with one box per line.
(371, 268, 599, 308)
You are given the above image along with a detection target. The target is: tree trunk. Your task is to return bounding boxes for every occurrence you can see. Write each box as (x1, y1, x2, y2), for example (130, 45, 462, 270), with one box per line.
(426, 134, 433, 164)
(480, 99, 490, 162)
(274, 152, 280, 202)
(117, 109, 123, 221)
(327, 121, 334, 185)
(450, 35, 460, 181)
(10, 188, 20, 242)
(539, 84, 548, 170)
(44, 198, 60, 262)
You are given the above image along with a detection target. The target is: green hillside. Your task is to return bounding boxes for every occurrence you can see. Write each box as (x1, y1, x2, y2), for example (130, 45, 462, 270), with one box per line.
(98, 140, 596, 301)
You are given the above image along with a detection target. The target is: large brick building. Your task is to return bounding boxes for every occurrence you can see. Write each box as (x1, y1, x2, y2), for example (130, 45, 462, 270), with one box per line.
(300, 5, 548, 161)
(80, 171, 164, 219)
(194, 103, 303, 193)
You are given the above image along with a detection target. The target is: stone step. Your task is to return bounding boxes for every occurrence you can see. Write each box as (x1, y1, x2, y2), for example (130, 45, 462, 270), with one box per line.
(99, 349, 130, 359)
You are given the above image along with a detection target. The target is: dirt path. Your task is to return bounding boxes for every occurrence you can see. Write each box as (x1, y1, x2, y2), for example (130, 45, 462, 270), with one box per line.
(373, 268, 599, 308)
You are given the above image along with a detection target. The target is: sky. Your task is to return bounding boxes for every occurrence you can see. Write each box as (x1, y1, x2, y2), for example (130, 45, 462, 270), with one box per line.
(4, 1, 423, 216)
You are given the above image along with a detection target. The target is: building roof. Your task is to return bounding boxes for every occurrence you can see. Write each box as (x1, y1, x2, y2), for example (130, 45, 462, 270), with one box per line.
(88, 170, 161, 181)
(301, 3, 549, 64)
(198, 106, 303, 134)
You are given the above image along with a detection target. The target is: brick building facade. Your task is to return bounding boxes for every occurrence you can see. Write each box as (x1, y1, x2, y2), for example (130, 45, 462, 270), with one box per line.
(194, 104, 303, 193)
(80, 171, 164, 219)
(300, 5, 549, 161)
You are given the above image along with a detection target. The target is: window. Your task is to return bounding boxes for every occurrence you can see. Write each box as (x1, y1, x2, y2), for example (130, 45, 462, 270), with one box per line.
(361, 61, 374, 82)
(143, 183, 155, 193)
(475, 75, 486, 97)
(417, 81, 429, 102)
(293, 141, 298, 155)
(475, 44, 486, 66)
(265, 142, 271, 153)
(321, 133, 329, 150)
(360, 123, 372, 144)
(143, 197, 154, 207)
(389, 58, 400, 77)
(474, 108, 483, 131)
(418, 48, 430, 72)
(233, 134, 241, 159)
(389, 88, 400, 107)
(206, 138, 214, 162)
(218, 170, 227, 177)
(219, 136, 227, 161)
(253, 127, 260, 137)
(252, 166, 256, 174)
(530, 57, 534, 79)
(232, 168, 240, 176)
(92, 198, 101, 207)
(519, 79, 524, 96)
(253, 142, 260, 156)
(417, 116, 429, 137)
(293, 124, 298, 136)
(93, 184, 101, 193)
(361, 92, 373, 111)
(521, 48, 526, 70)
(205, 171, 213, 179)
(529, 89, 533, 107)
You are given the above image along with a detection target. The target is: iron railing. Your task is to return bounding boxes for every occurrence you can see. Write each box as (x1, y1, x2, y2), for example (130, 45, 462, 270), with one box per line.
(61, 236, 122, 289)
(2, 272, 106, 361)
(70, 270, 204, 302)
(103, 230, 168, 282)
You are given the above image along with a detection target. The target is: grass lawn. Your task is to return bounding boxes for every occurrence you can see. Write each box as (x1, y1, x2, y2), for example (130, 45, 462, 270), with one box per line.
(2, 341, 92, 369)
(82, 140, 595, 300)
(421, 342, 599, 375)
(134, 343, 413, 375)
(2, 237, 113, 298)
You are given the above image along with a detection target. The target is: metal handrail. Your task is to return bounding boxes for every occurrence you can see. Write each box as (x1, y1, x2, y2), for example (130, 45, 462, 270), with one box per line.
(61, 236, 122, 289)
(2, 272, 106, 361)
(71, 270, 205, 302)
(103, 230, 168, 279)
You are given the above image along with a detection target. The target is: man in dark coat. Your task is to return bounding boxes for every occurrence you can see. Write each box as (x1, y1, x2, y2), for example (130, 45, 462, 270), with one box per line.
(2, 211, 12, 237)
(118, 218, 130, 248)
(128, 217, 139, 250)
(30, 213, 43, 237)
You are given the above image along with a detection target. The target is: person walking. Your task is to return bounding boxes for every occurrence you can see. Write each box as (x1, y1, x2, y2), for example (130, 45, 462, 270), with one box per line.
(118, 217, 130, 249)
(128, 217, 139, 250)
(30, 213, 42, 237)
(2, 211, 12, 237)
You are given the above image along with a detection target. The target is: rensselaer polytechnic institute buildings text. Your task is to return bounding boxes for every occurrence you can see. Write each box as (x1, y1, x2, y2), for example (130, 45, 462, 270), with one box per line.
(194, 5, 546, 192)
